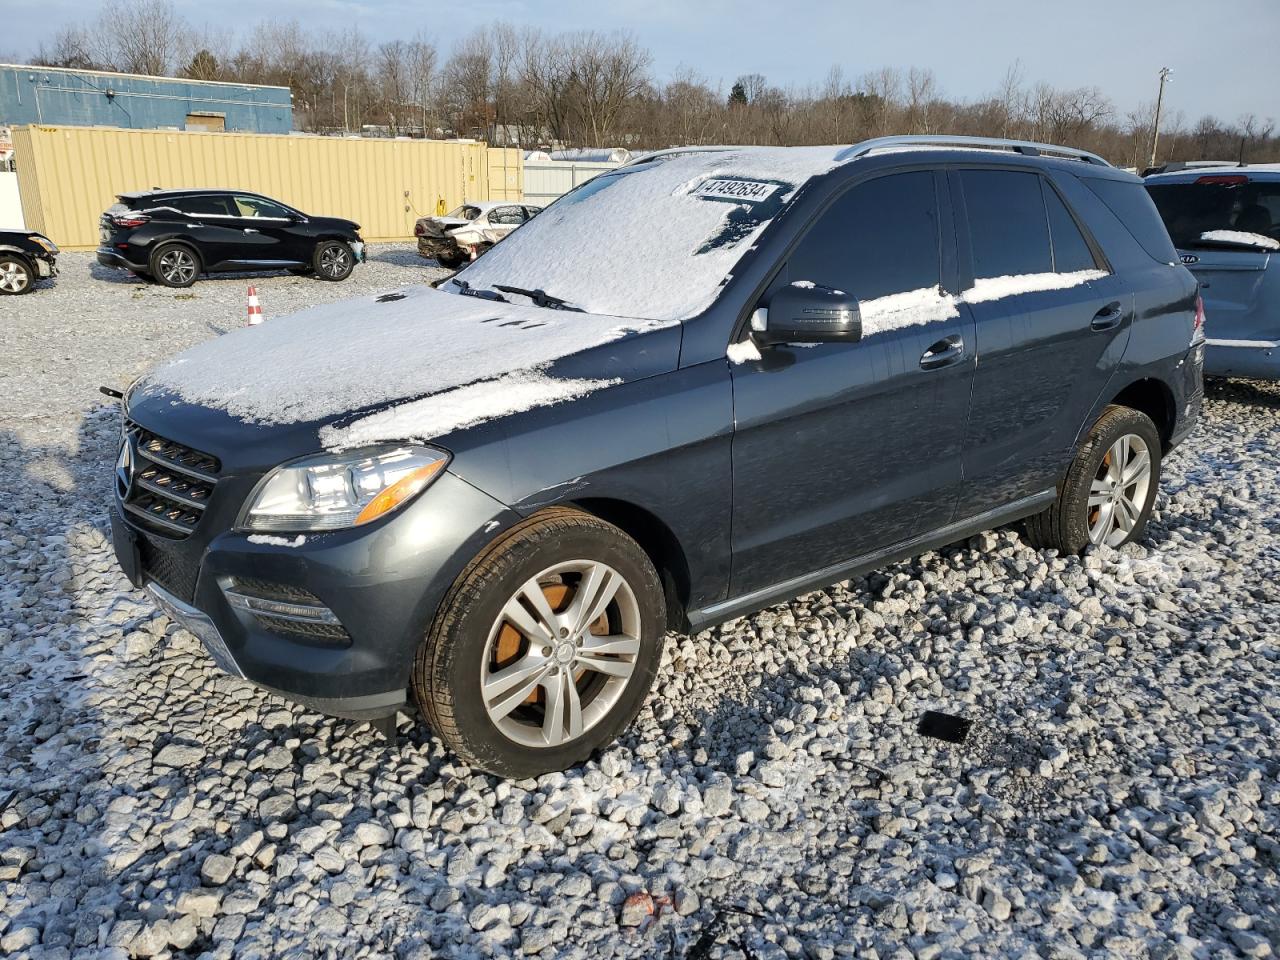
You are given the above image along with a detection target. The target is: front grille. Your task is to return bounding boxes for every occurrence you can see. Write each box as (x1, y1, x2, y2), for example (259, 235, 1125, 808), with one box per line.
(137, 534, 200, 602)
(119, 424, 220, 540)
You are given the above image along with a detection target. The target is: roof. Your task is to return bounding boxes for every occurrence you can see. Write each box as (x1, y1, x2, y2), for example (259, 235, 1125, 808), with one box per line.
(0, 62, 290, 92)
(1146, 163, 1280, 183)
(119, 188, 270, 200)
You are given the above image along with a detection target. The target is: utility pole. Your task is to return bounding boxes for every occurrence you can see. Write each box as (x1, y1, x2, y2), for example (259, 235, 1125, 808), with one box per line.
(1148, 67, 1172, 170)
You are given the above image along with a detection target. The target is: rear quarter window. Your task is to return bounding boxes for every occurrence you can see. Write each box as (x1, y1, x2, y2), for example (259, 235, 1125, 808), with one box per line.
(1084, 178, 1178, 263)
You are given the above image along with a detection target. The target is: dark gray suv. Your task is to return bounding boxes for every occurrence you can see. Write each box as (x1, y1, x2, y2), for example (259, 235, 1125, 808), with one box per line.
(110, 136, 1204, 777)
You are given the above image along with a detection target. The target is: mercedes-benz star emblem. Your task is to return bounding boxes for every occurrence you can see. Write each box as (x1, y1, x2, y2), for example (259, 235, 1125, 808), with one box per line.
(116, 437, 135, 500)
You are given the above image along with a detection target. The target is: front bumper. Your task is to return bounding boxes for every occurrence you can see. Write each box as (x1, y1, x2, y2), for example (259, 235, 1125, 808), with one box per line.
(110, 471, 519, 720)
(33, 254, 57, 279)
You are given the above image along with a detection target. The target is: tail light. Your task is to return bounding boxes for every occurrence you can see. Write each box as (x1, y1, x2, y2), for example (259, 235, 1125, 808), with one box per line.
(414, 222, 425, 236)
(111, 214, 150, 229)
(1192, 292, 1206, 344)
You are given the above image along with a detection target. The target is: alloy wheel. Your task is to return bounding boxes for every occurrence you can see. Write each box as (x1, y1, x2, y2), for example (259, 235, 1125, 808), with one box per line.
(0, 261, 30, 293)
(158, 249, 196, 285)
(481, 560, 642, 748)
(1087, 433, 1152, 547)
(319, 244, 350, 278)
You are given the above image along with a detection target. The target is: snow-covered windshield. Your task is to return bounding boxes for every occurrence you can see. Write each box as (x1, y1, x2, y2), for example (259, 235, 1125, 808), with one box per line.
(451, 147, 845, 321)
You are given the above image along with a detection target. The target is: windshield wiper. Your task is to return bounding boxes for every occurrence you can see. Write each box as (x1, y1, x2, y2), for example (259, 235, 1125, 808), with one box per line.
(450, 279, 508, 302)
(492, 284, 583, 311)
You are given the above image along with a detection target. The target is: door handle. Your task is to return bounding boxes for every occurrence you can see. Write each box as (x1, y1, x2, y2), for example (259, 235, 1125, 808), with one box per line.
(920, 334, 965, 370)
(243, 228, 259, 234)
(1091, 301, 1124, 330)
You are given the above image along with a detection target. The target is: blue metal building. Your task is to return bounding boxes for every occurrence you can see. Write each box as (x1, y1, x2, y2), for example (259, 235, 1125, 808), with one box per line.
(0, 64, 293, 133)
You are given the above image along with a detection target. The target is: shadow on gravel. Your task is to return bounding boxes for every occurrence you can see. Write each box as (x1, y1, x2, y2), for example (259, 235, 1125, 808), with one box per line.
(1205, 377, 1280, 410)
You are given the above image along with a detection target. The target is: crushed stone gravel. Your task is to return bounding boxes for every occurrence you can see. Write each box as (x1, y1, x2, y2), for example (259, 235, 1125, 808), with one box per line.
(1, 252, 1277, 959)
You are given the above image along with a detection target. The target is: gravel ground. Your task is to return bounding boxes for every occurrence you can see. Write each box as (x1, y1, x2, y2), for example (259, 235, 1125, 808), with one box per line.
(1, 254, 1278, 959)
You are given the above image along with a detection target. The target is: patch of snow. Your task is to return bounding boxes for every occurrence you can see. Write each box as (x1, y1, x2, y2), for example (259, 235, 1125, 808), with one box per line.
(456, 147, 845, 322)
(791, 280, 817, 289)
(726, 339, 763, 364)
(320, 368, 619, 451)
(246, 534, 306, 548)
(1199, 230, 1280, 251)
(861, 286, 961, 334)
(138, 285, 654, 427)
(964, 270, 1107, 304)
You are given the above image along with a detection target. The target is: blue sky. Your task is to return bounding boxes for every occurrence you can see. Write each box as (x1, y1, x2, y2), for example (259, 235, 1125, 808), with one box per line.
(4, 0, 1277, 123)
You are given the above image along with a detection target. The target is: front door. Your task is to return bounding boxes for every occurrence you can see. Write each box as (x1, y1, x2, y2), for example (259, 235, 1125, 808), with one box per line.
(228, 195, 310, 266)
(728, 170, 976, 598)
(951, 168, 1133, 518)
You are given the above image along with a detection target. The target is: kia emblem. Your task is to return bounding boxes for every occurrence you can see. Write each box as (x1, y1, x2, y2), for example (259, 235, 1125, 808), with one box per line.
(1181, 254, 1200, 265)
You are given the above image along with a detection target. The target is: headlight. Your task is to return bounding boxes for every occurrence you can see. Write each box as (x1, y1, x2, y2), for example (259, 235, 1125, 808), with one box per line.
(242, 446, 449, 532)
(31, 235, 58, 254)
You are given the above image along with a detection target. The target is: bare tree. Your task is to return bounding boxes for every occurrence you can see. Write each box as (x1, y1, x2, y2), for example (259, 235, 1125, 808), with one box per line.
(93, 0, 187, 75)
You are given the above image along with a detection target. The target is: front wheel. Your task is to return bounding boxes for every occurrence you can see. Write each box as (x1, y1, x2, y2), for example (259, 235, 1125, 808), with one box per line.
(0, 255, 34, 294)
(313, 240, 355, 281)
(412, 508, 666, 778)
(1025, 405, 1162, 553)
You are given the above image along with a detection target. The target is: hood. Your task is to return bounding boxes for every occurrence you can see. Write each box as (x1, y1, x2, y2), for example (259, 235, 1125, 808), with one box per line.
(309, 215, 360, 233)
(130, 285, 677, 455)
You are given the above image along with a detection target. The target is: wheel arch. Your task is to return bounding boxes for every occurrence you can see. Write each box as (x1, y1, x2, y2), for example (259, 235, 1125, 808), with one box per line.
(1108, 377, 1177, 451)
(567, 497, 692, 632)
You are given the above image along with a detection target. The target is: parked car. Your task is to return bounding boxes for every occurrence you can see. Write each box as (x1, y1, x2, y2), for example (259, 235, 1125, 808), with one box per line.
(97, 189, 364, 288)
(112, 136, 1203, 777)
(415, 201, 542, 268)
(1146, 165, 1280, 379)
(0, 228, 58, 294)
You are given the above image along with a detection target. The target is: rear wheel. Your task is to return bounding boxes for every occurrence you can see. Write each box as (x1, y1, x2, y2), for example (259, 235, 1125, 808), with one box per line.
(313, 240, 355, 281)
(1025, 405, 1161, 553)
(436, 251, 464, 270)
(413, 508, 666, 777)
(0, 255, 34, 294)
(150, 243, 199, 287)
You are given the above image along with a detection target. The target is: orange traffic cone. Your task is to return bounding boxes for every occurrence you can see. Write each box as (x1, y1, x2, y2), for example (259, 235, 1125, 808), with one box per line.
(246, 285, 263, 325)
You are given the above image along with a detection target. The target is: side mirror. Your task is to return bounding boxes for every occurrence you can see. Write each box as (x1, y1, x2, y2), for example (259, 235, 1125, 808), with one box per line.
(753, 283, 862, 346)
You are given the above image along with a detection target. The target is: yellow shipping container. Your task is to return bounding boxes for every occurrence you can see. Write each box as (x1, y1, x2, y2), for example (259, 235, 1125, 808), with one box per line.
(10, 125, 523, 250)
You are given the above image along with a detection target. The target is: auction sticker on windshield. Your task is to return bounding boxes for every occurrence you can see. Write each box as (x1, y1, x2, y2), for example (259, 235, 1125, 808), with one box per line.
(694, 179, 781, 203)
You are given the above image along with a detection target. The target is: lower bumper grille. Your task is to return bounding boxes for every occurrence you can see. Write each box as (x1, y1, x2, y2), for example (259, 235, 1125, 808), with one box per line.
(224, 577, 350, 647)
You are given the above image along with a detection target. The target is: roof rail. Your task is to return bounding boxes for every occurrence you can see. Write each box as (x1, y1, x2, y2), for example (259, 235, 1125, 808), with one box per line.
(838, 135, 1112, 167)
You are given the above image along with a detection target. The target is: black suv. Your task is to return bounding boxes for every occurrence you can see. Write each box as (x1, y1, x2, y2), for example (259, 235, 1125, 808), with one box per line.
(0, 229, 59, 294)
(97, 189, 364, 287)
(111, 137, 1203, 777)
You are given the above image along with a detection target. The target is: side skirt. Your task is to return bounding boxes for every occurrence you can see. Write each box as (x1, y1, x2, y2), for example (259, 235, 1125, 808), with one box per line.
(686, 489, 1056, 632)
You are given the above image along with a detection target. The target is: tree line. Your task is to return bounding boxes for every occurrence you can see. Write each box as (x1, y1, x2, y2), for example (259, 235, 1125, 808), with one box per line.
(29, 0, 1279, 168)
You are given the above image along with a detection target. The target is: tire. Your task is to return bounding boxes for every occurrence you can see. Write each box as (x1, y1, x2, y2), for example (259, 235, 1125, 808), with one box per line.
(413, 507, 666, 778)
(0, 255, 34, 294)
(313, 240, 355, 281)
(1025, 404, 1162, 554)
(436, 252, 464, 270)
(149, 243, 200, 288)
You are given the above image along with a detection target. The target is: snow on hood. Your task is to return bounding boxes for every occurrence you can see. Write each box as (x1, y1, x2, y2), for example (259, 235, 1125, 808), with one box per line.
(136, 285, 660, 429)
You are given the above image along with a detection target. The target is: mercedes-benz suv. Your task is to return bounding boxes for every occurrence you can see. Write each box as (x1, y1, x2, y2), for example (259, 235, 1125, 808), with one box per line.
(110, 136, 1204, 777)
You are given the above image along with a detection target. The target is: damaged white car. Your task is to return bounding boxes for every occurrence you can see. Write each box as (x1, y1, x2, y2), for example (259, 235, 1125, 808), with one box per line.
(414, 202, 543, 268)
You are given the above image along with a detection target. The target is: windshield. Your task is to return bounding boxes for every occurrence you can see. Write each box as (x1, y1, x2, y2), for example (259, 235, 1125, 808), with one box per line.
(1147, 179, 1280, 250)
(446, 205, 483, 221)
(451, 147, 843, 321)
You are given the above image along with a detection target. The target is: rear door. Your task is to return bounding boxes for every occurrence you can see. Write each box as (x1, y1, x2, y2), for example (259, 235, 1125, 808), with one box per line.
(728, 169, 976, 597)
(952, 167, 1130, 519)
(486, 205, 527, 241)
(167, 195, 248, 269)
(1146, 176, 1280, 346)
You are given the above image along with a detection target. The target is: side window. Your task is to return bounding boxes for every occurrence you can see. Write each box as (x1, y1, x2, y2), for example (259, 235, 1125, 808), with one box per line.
(784, 171, 941, 302)
(961, 169, 1052, 277)
(524, 206, 543, 219)
(1043, 184, 1100, 273)
(1084, 178, 1179, 263)
(175, 195, 234, 217)
(233, 196, 291, 219)
(488, 206, 524, 226)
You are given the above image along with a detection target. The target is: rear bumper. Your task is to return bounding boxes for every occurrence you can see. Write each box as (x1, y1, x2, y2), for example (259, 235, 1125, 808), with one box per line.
(1169, 341, 1205, 449)
(97, 247, 147, 272)
(1204, 338, 1280, 380)
(417, 236, 459, 260)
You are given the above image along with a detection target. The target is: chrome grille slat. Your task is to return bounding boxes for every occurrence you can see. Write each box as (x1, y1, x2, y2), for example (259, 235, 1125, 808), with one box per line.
(119, 423, 221, 542)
